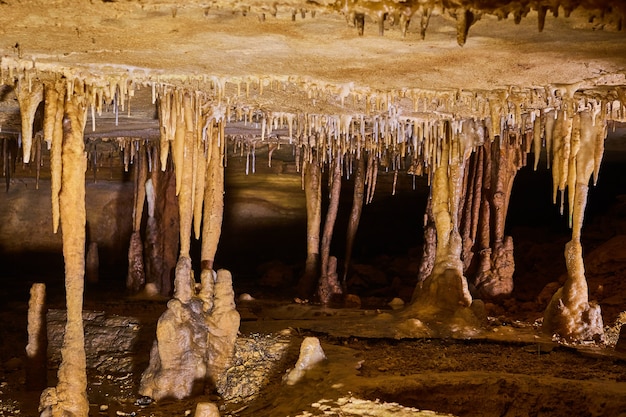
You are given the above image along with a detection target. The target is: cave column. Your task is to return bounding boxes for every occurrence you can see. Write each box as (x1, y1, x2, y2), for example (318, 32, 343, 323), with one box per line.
(471, 135, 521, 299)
(543, 109, 605, 341)
(318, 153, 343, 305)
(411, 129, 472, 315)
(296, 150, 322, 298)
(39, 81, 90, 417)
(343, 153, 365, 289)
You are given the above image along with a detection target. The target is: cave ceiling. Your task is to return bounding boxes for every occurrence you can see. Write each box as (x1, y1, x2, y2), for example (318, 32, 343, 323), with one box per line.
(0, 0, 624, 142)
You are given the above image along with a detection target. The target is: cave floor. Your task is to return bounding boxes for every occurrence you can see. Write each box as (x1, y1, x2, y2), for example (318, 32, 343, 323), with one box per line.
(1, 281, 626, 417)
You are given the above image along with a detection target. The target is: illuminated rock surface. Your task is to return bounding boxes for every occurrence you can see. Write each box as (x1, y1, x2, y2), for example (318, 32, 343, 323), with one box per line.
(138, 267, 240, 401)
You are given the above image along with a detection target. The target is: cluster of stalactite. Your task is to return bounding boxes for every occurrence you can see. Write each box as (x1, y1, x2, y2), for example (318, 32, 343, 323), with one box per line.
(319, 0, 626, 44)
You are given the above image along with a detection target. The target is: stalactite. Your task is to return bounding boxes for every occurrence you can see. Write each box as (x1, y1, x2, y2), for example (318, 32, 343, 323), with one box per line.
(15, 78, 44, 163)
(177, 93, 196, 258)
(471, 134, 521, 299)
(201, 120, 224, 272)
(34, 132, 42, 189)
(193, 103, 206, 240)
(45, 81, 65, 233)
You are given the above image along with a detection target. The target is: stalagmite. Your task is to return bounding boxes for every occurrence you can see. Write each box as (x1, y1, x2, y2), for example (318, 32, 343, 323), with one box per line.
(127, 143, 147, 293)
(40, 83, 90, 417)
(15, 78, 44, 163)
(26, 283, 47, 391)
(284, 337, 326, 386)
(139, 266, 239, 400)
(205, 269, 240, 392)
(543, 109, 605, 341)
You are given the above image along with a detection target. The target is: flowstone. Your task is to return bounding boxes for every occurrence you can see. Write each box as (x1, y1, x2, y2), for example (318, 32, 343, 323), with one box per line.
(138, 261, 240, 401)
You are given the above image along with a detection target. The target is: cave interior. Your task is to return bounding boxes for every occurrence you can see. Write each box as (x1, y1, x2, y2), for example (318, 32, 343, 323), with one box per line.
(0, 0, 626, 416)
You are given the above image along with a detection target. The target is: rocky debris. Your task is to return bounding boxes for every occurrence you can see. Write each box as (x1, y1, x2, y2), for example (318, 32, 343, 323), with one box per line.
(220, 332, 292, 401)
(47, 309, 145, 374)
(292, 396, 454, 417)
(615, 325, 626, 352)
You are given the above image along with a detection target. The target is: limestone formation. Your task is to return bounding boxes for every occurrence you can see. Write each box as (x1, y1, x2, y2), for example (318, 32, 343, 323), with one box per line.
(543, 109, 607, 341)
(25, 283, 47, 391)
(284, 337, 327, 386)
(194, 402, 220, 417)
(39, 82, 90, 417)
(297, 154, 322, 298)
(139, 267, 240, 401)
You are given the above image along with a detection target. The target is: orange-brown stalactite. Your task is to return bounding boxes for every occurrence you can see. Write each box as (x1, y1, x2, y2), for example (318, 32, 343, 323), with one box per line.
(149, 161, 180, 297)
(201, 120, 225, 272)
(15, 78, 44, 164)
(45, 80, 65, 234)
(471, 134, 524, 300)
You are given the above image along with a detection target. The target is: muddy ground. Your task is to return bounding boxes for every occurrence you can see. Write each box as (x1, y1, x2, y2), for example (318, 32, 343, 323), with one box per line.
(0, 267, 625, 417)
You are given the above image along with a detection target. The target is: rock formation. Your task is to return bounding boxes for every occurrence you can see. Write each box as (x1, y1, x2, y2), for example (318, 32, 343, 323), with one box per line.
(284, 337, 327, 386)
(543, 110, 607, 341)
(25, 283, 47, 391)
(139, 267, 240, 401)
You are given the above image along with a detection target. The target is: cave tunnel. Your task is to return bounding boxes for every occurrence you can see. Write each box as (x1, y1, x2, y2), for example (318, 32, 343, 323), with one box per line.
(1, 1, 626, 416)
